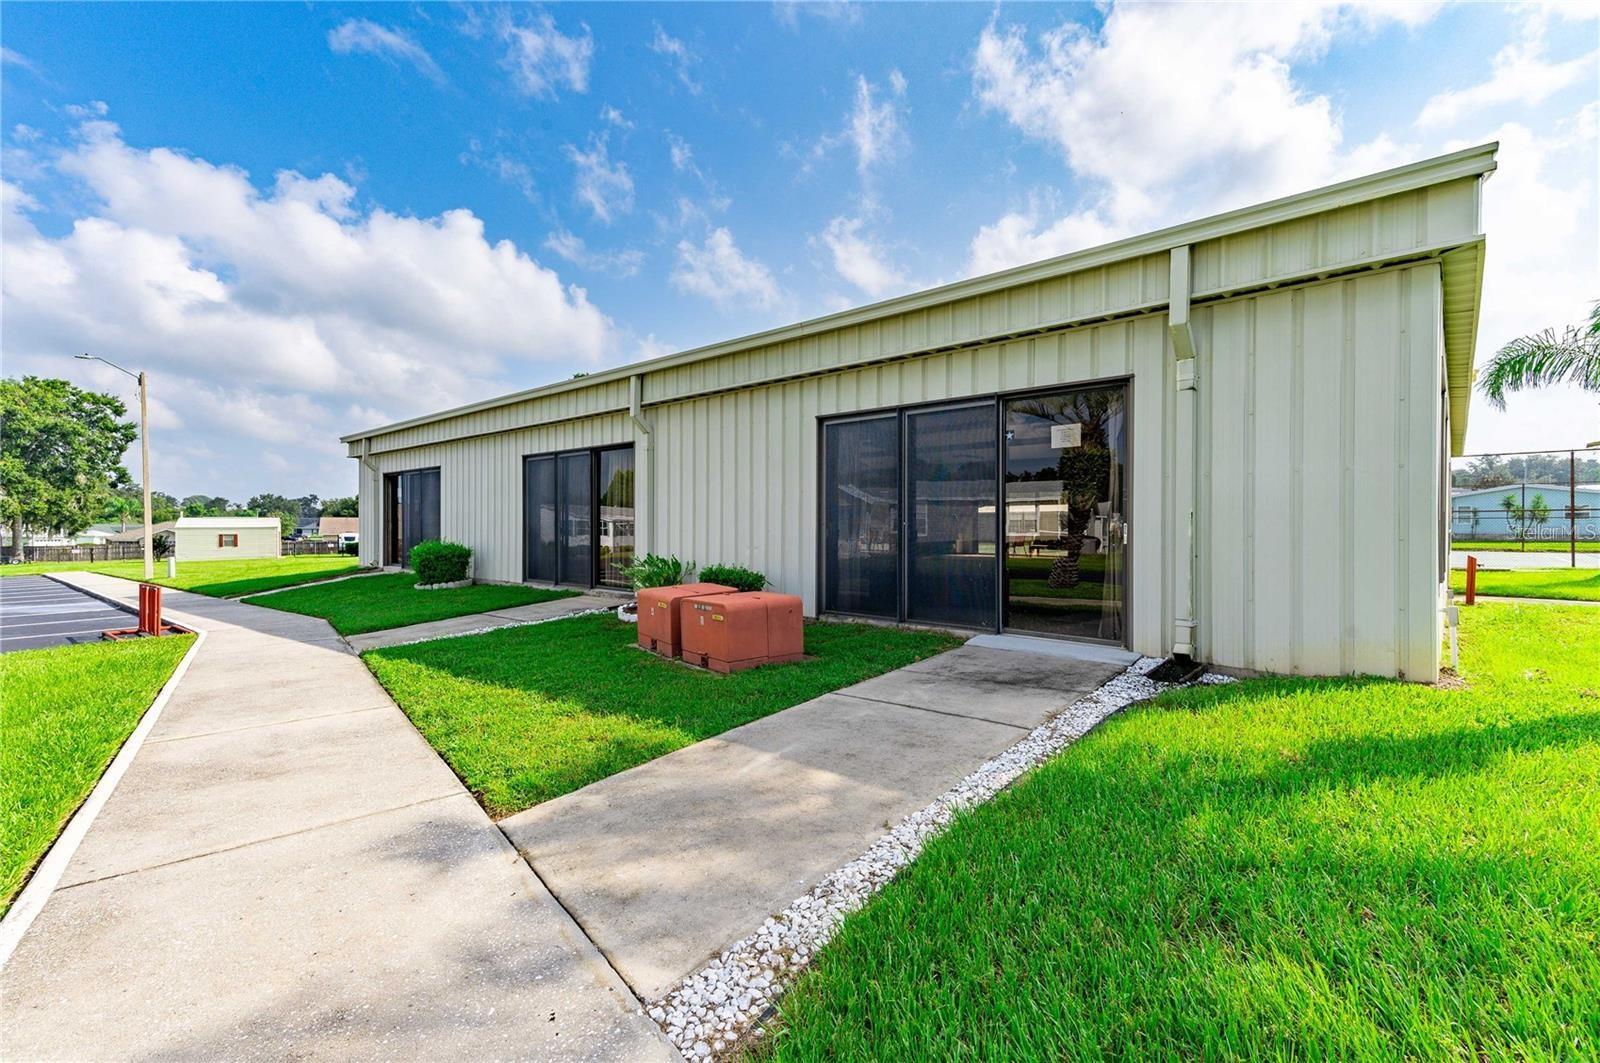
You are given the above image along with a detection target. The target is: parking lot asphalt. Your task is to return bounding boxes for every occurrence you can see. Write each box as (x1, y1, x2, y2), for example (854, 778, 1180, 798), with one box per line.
(0, 576, 133, 653)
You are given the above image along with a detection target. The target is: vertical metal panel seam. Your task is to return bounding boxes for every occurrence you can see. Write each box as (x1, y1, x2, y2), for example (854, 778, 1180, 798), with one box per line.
(1340, 280, 1356, 674)
(1290, 289, 1305, 675)
(1244, 298, 1257, 669)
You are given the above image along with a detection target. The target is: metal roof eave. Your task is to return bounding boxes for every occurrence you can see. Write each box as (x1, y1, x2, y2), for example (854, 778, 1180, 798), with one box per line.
(343, 141, 1499, 446)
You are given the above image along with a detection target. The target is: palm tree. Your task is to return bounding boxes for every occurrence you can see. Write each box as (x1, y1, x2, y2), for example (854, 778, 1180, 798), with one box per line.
(103, 495, 140, 531)
(1477, 302, 1600, 419)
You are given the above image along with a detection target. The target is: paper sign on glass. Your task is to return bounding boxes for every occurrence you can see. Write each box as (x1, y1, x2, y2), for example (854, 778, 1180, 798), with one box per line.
(1050, 423, 1082, 449)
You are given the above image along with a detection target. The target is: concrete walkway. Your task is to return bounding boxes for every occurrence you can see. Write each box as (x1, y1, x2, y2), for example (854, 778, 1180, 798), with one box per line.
(0, 573, 674, 1061)
(502, 640, 1124, 1001)
(346, 591, 623, 652)
(1451, 549, 1600, 570)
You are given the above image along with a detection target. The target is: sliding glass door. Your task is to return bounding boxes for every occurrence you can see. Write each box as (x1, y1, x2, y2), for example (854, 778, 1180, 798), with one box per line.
(822, 415, 899, 617)
(1002, 386, 1127, 641)
(905, 404, 997, 629)
(384, 467, 440, 568)
(523, 456, 557, 582)
(597, 448, 636, 588)
(524, 445, 633, 588)
(557, 451, 592, 585)
(819, 382, 1128, 644)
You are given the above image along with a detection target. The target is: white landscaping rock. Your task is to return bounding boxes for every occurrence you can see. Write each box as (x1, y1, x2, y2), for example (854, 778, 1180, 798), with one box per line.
(648, 656, 1232, 1059)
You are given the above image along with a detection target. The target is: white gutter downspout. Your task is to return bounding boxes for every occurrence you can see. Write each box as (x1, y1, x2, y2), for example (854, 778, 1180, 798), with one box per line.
(1168, 246, 1200, 660)
(629, 374, 653, 561)
(359, 437, 379, 569)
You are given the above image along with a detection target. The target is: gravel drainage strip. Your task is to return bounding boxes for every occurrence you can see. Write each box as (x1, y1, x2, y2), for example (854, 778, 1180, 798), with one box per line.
(647, 656, 1234, 1059)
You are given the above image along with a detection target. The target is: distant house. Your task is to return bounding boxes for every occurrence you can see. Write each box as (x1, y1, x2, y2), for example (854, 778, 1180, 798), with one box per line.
(317, 515, 359, 546)
(173, 516, 282, 561)
(105, 520, 179, 548)
(293, 517, 322, 540)
(1451, 483, 1600, 542)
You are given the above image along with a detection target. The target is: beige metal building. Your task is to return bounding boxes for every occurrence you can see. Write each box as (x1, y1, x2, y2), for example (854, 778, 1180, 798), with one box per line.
(173, 516, 283, 561)
(343, 144, 1496, 682)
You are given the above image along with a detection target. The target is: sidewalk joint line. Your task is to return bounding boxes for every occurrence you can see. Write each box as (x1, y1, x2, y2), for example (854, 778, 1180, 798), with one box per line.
(55, 791, 463, 892)
(146, 704, 391, 744)
(832, 690, 1034, 731)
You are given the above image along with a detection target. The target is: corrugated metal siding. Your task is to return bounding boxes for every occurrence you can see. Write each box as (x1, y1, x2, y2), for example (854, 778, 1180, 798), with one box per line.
(1190, 177, 1478, 296)
(358, 413, 633, 581)
(642, 254, 1171, 407)
(354, 261, 1447, 681)
(1193, 263, 1443, 680)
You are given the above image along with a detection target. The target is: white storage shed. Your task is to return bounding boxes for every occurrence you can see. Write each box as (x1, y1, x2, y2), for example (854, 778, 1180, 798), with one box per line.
(173, 516, 283, 561)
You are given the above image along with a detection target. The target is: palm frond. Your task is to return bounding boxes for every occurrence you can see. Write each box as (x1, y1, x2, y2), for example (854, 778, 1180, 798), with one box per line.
(1476, 301, 1600, 410)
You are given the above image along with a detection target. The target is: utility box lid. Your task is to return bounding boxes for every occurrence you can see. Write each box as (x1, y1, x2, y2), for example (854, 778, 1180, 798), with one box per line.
(637, 582, 737, 655)
(681, 591, 804, 672)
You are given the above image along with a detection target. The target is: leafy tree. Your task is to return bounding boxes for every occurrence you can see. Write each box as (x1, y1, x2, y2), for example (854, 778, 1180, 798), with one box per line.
(267, 510, 298, 538)
(292, 494, 322, 520)
(320, 495, 358, 517)
(0, 376, 136, 546)
(101, 494, 141, 531)
(150, 491, 181, 524)
(181, 494, 230, 516)
(246, 492, 296, 516)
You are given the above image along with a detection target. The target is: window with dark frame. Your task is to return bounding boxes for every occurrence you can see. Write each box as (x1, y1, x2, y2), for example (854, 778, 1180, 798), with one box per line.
(218, 533, 238, 548)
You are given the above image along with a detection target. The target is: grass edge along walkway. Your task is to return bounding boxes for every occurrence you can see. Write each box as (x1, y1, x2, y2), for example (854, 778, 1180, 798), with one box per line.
(1449, 566, 1600, 602)
(363, 614, 964, 817)
(763, 602, 1600, 1061)
(0, 555, 364, 597)
(0, 635, 195, 916)
(250, 571, 581, 636)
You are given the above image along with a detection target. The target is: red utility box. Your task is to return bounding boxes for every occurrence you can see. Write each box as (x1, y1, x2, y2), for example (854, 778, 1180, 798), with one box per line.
(679, 591, 804, 673)
(637, 582, 736, 658)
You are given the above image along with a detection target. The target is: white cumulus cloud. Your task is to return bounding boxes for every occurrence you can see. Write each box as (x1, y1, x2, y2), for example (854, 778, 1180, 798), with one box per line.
(817, 215, 908, 299)
(1, 119, 617, 495)
(327, 19, 445, 84)
(966, 3, 1442, 273)
(497, 11, 593, 98)
(671, 227, 781, 310)
(565, 133, 635, 224)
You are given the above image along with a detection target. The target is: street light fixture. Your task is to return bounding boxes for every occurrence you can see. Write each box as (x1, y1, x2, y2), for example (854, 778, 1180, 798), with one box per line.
(76, 353, 153, 580)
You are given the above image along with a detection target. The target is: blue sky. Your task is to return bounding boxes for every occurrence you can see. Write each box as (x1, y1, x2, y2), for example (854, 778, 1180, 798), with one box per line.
(3, 2, 1596, 500)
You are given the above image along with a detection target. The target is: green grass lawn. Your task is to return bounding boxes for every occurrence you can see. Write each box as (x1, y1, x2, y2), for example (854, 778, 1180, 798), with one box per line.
(251, 571, 580, 635)
(0, 555, 363, 597)
(1, 635, 194, 915)
(1454, 539, 1600, 553)
(765, 603, 1600, 1060)
(1450, 566, 1600, 602)
(363, 615, 963, 817)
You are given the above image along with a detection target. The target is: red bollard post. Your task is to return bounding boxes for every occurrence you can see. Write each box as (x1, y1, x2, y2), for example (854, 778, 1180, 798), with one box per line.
(139, 583, 162, 634)
(1464, 555, 1477, 606)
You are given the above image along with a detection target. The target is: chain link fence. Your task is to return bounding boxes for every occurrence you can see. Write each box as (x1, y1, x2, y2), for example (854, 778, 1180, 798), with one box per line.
(1450, 449, 1599, 569)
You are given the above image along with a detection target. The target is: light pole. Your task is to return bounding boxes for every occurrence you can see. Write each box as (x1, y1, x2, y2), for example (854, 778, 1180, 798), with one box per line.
(76, 354, 153, 580)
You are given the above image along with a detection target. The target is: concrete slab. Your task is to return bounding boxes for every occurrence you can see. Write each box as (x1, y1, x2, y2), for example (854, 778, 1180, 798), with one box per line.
(967, 632, 1141, 666)
(504, 691, 1029, 1000)
(59, 706, 463, 886)
(346, 612, 518, 652)
(346, 591, 619, 652)
(2, 794, 673, 1061)
(4, 570, 676, 1061)
(844, 646, 1120, 730)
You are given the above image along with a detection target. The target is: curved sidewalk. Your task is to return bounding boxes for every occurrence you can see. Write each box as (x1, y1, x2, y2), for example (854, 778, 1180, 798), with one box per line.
(0, 572, 674, 1061)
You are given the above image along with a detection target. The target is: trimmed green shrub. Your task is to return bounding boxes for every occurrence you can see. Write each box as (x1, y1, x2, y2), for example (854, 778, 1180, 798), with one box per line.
(699, 563, 768, 592)
(410, 539, 471, 585)
(627, 553, 695, 590)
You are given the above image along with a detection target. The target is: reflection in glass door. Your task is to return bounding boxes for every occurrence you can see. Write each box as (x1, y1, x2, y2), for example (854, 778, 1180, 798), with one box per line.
(1003, 386, 1127, 641)
(906, 403, 997, 629)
